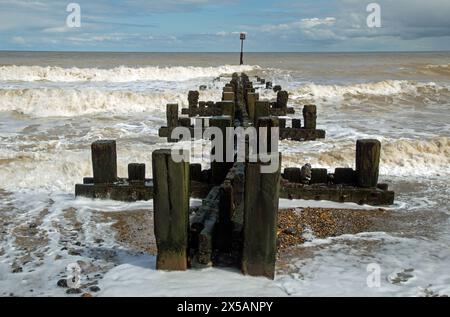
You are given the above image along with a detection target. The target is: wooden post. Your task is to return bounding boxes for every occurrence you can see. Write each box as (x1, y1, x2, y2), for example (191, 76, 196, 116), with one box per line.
(220, 101, 235, 122)
(210, 116, 233, 185)
(310, 168, 328, 184)
(257, 117, 279, 155)
(222, 92, 235, 102)
(276, 91, 289, 109)
(242, 155, 281, 279)
(254, 101, 270, 125)
(247, 93, 257, 121)
(167, 104, 179, 142)
(91, 140, 117, 184)
(273, 85, 282, 93)
(152, 149, 190, 271)
(356, 139, 381, 188)
(128, 163, 145, 182)
(283, 167, 301, 183)
(292, 119, 302, 129)
(188, 91, 199, 116)
(178, 117, 191, 128)
(334, 168, 356, 185)
(303, 105, 317, 130)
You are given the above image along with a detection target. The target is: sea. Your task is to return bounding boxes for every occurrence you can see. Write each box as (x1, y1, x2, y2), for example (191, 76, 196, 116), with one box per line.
(0, 51, 449, 296)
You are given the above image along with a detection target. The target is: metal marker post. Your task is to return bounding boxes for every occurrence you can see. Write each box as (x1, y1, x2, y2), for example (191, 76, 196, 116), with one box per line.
(240, 33, 246, 65)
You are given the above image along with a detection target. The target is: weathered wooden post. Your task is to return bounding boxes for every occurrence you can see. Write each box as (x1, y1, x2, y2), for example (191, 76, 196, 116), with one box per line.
(91, 140, 118, 184)
(334, 168, 356, 185)
(222, 92, 235, 102)
(178, 117, 191, 128)
(303, 105, 317, 130)
(273, 85, 282, 93)
(128, 163, 145, 182)
(167, 104, 179, 142)
(247, 93, 258, 121)
(152, 149, 190, 271)
(292, 119, 302, 129)
(188, 91, 199, 116)
(276, 91, 289, 110)
(283, 167, 301, 183)
(356, 139, 381, 188)
(210, 116, 233, 185)
(310, 168, 328, 184)
(257, 117, 279, 155)
(254, 101, 270, 125)
(220, 101, 235, 122)
(242, 154, 281, 279)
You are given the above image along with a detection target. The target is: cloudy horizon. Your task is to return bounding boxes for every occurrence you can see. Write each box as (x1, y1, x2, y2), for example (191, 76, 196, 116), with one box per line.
(1, 0, 450, 52)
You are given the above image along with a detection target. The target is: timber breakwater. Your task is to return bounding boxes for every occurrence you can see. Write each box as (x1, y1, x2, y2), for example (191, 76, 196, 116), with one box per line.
(75, 73, 394, 279)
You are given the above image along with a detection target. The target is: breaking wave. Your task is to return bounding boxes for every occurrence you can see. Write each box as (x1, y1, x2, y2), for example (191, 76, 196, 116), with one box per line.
(284, 137, 450, 176)
(0, 146, 157, 191)
(0, 88, 220, 117)
(423, 64, 450, 76)
(0, 65, 260, 82)
(294, 80, 450, 102)
(1, 137, 448, 192)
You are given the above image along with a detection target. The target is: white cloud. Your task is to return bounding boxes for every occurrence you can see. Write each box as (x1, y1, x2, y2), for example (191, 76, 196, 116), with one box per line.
(300, 17, 336, 28)
(216, 31, 245, 37)
(11, 36, 26, 44)
(42, 26, 71, 33)
(260, 17, 336, 33)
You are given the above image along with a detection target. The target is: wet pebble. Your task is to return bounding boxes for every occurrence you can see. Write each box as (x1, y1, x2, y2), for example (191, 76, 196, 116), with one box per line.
(66, 288, 82, 295)
(57, 279, 68, 288)
(89, 286, 100, 293)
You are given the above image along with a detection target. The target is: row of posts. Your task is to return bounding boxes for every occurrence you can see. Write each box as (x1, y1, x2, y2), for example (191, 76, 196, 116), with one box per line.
(87, 74, 382, 280)
(152, 74, 281, 279)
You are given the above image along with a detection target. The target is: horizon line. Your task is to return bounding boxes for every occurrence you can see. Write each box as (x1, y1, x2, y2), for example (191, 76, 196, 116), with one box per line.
(1, 50, 450, 54)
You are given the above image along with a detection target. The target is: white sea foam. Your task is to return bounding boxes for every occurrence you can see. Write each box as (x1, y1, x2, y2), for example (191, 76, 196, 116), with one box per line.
(0, 144, 164, 191)
(293, 80, 450, 102)
(0, 88, 220, 117)
(282, 137, 450, 176)
(0, 65, 260, 83)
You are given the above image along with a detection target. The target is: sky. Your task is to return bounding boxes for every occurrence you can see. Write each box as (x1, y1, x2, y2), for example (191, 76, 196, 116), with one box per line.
(0, 0, 450, 52)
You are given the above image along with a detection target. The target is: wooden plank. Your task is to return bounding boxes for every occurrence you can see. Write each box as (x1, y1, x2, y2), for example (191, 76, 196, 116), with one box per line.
(356, 139, 381, 188)
(91, 140, 118, 184)
(152, 149, 190, 271)
(242, 156, 281, 279)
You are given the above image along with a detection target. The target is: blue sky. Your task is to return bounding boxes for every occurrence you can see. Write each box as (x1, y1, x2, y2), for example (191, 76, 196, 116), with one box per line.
(1, 0, 450, 52)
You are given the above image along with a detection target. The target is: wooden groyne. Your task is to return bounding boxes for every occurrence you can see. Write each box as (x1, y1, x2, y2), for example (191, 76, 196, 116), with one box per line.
(154, 73, 282, 278)
(75, 140, 153, 201)
(280, 140, 394, 205)
(159, 79, 325, 142)
(74, 72, 395, 279)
